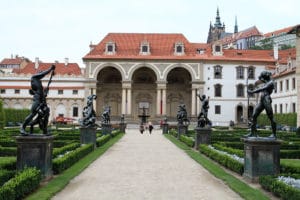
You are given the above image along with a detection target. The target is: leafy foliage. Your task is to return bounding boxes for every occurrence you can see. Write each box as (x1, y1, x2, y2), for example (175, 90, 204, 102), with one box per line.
(0, 100, 5, 129)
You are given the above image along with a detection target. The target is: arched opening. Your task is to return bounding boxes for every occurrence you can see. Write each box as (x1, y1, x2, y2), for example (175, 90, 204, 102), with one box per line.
(166, 67, 191, 120)
(132, 67, 156, 122)
(97, 67, 122, 120)
(236, 105, 243, 123)
(248, 105, 254, 119)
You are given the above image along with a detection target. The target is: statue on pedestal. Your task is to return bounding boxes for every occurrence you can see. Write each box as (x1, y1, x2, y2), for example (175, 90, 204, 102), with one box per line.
(197, 93, 210, 128)
(246, 71, 276, 138)
(102, 106, 111, 124)
(81, 94, 97, 127)
(176, 104, 189, 125)
(20, 65, 55, 135)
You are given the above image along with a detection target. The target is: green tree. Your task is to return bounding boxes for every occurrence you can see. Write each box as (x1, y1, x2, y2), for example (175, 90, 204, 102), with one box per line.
(0, 100, 6, 129)
(250, 38, 273, 50)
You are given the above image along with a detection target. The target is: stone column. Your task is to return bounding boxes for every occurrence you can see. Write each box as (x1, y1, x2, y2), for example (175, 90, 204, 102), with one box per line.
(191, 88, 196, 116)
(122, 88, 126, 114)
(127, 88, 132, 115)
(162, 88, 166, 115)
(156, 88, 161, 115)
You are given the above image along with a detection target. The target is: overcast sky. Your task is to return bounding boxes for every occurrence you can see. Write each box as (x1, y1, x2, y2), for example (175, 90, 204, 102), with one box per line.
(1, 0, 299, 67)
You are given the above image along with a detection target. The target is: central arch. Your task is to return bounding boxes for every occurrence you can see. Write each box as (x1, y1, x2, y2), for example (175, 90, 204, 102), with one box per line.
(166, 67, 191, 120)
(132, 67, 157, 122)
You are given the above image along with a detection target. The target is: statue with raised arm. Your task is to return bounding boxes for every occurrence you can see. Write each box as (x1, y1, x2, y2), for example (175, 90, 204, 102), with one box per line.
(20, 65, 55, 135)
(102, 106, 111, 124)
(246, 71, 277, 138)
(81, 94, 97, 127)
(197, 93, 210, 128)
(177, 104, 189, 125)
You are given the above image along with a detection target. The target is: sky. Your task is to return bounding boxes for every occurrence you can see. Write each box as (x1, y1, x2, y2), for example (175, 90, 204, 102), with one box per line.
(1, 0, 299, 67)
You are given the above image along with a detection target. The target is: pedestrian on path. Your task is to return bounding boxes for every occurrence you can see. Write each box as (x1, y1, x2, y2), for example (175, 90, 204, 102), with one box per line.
(139, 123, 144, 134)
(148, 121, 153, 134)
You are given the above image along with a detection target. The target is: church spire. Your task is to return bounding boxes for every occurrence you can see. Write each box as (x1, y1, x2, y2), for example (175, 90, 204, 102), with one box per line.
(214, 7, 222, 28)
(234, 16, 238, 33)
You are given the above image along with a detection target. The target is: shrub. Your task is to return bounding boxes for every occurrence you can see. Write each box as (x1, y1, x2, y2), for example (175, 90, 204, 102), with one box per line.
(212, 143, 244, 158)
(258, 113, 297, 127)
(0, 139, 16, 147)
(0, 169, 15, 186)
(96, 135, 111, 147)
(0, 167, 41, 200)
(259, 175, 300, 200)
(280, 150, 300, 159)
(280, 162, 300, 174)
(0, 147, 17, 157)
(179, 135, 194, 147)
(0, 157, 16, 170)
(199, 144, 244, 175)
(52, 142, 81, 158)
(53, 144, 94, 174)
(3, 108, 30, 126)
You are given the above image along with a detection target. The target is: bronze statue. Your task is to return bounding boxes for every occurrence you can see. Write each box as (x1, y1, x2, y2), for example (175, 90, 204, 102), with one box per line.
(120, 114, 125, 124)
(20, 65, 55, 135)
(197, 93, 210, 128)
(81, 94, 97, 127)
(177, 104, 190, 125)
(102, 106, 111, 124)
(246, 71, 276, 138)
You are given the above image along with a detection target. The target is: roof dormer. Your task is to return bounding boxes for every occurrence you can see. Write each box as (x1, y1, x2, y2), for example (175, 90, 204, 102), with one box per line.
(212, 42, 223, 56)
(140, 41, 150, 55)
(105, 41, 116, 55)
(174, 42, 185, 55)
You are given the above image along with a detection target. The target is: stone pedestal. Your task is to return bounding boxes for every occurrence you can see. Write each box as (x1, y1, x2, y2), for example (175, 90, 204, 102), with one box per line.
(16, 134, 54, 179)
(102, 123, 112, 135)
(119, 123, 127, 133)
(80, 127, 97, 147)
(242, 137, 281, 182)
(194, 127, 211, 149)
(177, 124, 188, 138)
(162, 123, 169, 134)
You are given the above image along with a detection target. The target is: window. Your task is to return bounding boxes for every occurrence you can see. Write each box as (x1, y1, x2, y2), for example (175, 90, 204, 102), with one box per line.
(248, 84, 255, 97)
(73, 107, 78, 117)
(105, 41, 116, 54)
(142, 45, 148, 53)
(274, 82, 277, 93)
(215, 105, 221, 114)
(214, 84, 222, 97)
(274, 104, 277, 114)
(237, 84, 244, 97)
(14, 89, 20, 94)
(73, 90, 78, 95)
(292, 78, 296, 90)
(107, 45, 113, 52)
(0, 89, 5, 94)
(248, 67, 255, 79)
(280, 104, 283, 113)
(286, 79, 289, 91)
(174, 42, 184, 55)
(236, 66, 244, 79)
(215, 45, 221, 52)
(140, 41, 150, 55)
(280, 81, 283, 92)
(214, 65, 222, 79)
(292, 103, 296, 113)
(58, 90, 63, 95)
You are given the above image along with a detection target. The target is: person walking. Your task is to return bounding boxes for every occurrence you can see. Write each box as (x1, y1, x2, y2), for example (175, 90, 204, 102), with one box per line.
(148, 122, 153, 134)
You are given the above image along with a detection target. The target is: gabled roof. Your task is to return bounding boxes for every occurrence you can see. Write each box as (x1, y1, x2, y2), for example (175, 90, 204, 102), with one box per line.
(12, 62, 82, 76)
(83, 33, 275, 63)
(0, 57, 26, 65)
(264, 26, 295, 37)
(218, 26, 261, 45)
(277, 48, 296, 64)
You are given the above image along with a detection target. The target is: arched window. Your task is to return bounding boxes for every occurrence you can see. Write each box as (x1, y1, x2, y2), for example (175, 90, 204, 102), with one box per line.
(237, 84, 244, 97)
(214, 65, 222, 79)
(248, 84, 255, 97)
(236, 66, 244, 79)
(247, 66, 255, 79)
(214, 84, 222, 97)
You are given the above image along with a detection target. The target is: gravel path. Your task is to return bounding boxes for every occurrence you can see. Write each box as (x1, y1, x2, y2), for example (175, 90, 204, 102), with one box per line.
(52, 129, 243, 200)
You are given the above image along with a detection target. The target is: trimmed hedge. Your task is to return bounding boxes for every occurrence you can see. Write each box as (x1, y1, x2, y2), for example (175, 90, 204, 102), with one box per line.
(280, 162, 300, 174)
(96, 135, 111, 147)
(280, 150, 300, 159)
(0, 100, 5, 129)
(179, 135, 195, 147)
(258, 113, 297, 127)
(0, 157, 16, 170)
(0, 139, 16, 147)
(3, 108, 30, 126)
(199, 144, 244, 175)
(52, 142, 81, 158)
(212, 143, 244, 158)
(52, 144, 94, 174)
(0, 167, 41, 200)
(0, 146, 16, 157)
(0, 169, 15, 186)
(259, 175, 300, 200)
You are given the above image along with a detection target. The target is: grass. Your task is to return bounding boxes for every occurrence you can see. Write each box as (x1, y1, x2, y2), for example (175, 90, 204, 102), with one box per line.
(165, 134, 270, 200)
(25, 133, 124, 200)
(281, 159, 300, 167)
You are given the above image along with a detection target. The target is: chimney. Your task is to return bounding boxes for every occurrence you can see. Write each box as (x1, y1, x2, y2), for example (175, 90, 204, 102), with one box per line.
(273, 43, 278, 60)
(35, 57, 39, 69)
(64, 58, 69, 66)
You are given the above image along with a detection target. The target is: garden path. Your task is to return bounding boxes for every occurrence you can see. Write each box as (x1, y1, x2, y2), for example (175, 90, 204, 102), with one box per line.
(52, 129, 243, 200)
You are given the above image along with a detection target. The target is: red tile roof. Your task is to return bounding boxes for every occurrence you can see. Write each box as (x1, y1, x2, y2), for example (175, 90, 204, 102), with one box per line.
(277, 48, 296, 64)
(12, 62, 82, 76)
(83, 33, 275, 63)
(264, 26, 295, 37)
(0, 57, 24, 65)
